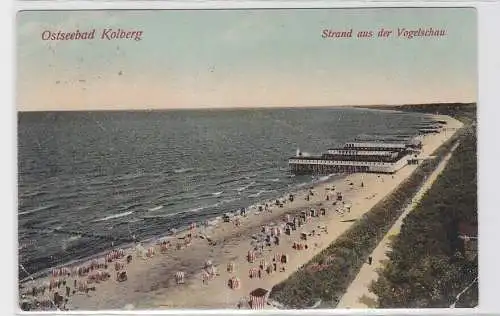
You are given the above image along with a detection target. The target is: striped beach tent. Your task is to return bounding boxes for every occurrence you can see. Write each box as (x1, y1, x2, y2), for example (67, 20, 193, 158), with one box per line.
(227, 261, 235, 273)
(274, 252, 282, 262)
(114, 261, 124, 271)
(135, 244, 146, 258)
(146, 246, 156, 257)
(247, 250, 255, 263)
(62, 267, 71, 276)
(175, 271, 185, 284)
(229, 277, 241, 290)
(190, 222, 197, 235)
(160, 242, 169, 252)
(248, 268, 259, 278)
(271, 227, 278, 236)
(249, 288, 269, 309)
(285, 214, 291, 222)
(202, 270, 210, 283)
(207, 265, 218, 278)
(259, 259, 267, 270)
(77, 280, 88, 292)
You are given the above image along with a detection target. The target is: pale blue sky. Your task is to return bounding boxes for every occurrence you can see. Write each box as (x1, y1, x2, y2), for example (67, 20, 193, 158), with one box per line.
(16, 8, 477, 111)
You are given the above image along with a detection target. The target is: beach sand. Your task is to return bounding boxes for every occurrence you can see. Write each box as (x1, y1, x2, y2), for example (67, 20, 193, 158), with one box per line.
(19, 114, 463, 311)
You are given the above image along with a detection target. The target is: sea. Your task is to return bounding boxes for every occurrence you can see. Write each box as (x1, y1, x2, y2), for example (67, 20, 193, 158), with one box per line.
(17, 107, 429, 280)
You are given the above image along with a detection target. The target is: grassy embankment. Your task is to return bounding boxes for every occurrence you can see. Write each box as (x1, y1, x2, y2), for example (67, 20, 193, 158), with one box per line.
(268, 103, 476, 308)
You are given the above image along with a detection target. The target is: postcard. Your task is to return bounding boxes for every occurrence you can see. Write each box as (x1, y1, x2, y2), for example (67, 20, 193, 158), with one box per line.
(16, 8, 477, 311)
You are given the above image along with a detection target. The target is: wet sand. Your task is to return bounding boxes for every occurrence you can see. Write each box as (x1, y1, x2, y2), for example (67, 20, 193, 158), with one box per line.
(19, 114, 463, 311)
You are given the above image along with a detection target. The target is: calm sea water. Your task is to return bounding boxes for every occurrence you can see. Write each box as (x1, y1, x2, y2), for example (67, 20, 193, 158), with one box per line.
(17, 107, 428, 279)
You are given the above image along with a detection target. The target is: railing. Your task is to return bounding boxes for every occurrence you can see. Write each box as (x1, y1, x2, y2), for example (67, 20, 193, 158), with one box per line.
(289, 155, 411, 173)
(326, 150, 397, 156)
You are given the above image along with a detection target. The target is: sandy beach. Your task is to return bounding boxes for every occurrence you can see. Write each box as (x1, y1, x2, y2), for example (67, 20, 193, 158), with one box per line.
(19, 113, 463, 311)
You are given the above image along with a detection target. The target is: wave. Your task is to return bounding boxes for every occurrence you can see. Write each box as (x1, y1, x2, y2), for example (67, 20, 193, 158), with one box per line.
(188, 197, 239, 213)
(93, 211, 134, 222)
(318, 174, 336, 182)
(148, 205, 163, 212)
(173, 168, 194, 174)
(142, 211, 183, 220)
(18, 204, 57, 216)
(20, 190, 47, 199)
(143, 197, 242, 220)
(267, 178, 280, 182)
(248, 189, 276, 198)
(236, 181, 256, 192)
(64, 235, 82, 242)
(188, 206, 206, 213)
(127, 218, 144, 223)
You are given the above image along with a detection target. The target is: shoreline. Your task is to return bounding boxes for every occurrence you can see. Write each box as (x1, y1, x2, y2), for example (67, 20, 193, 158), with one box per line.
(18, 113, 463, 310)
(19, 173, 342, 284)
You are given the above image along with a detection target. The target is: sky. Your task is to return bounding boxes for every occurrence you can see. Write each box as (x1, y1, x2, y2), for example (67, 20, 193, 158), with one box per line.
(16, 8, 477, 111)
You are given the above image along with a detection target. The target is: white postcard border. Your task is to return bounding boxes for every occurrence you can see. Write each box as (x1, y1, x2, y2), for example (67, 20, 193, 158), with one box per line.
(4, 1, 499, 315)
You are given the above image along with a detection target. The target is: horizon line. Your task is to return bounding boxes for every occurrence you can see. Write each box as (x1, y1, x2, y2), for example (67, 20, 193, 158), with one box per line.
(17, 102, 477, 113)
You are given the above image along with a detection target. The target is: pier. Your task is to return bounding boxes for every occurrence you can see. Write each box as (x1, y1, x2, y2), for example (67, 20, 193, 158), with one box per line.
(289, 141, 420, 175)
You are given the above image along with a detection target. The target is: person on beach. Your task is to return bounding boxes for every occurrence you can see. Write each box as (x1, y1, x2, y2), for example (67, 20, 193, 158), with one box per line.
(368, 256, 373, 265)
